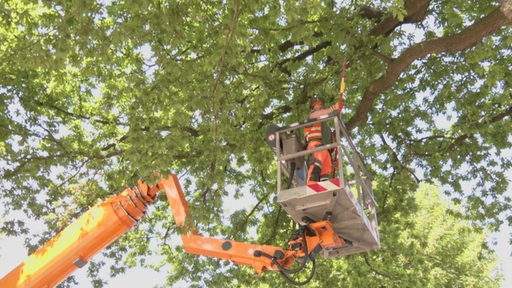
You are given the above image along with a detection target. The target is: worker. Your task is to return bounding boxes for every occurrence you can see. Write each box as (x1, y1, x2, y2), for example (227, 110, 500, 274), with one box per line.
(304, 97, 343, 184)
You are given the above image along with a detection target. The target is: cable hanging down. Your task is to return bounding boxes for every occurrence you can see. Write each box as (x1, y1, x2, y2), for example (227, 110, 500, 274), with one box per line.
(255, 227, 317, 286)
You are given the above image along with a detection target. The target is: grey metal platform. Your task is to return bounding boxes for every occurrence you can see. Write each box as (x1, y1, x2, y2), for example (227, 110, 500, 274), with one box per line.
(267, 113, 380, 258)
(278, 179, 380, 258)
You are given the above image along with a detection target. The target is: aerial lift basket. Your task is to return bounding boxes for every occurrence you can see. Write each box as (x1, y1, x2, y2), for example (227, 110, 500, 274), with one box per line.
(267, 113, 380, 258)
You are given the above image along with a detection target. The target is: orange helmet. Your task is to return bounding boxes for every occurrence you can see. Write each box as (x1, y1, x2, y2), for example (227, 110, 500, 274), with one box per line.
(309, 97, 324, 109)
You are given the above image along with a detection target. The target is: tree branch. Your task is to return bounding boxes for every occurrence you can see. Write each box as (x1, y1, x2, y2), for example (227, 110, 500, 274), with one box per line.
(501, 0, 512, 20)
(364, 254, 400, 280)
(370, 0, 431, 36)
(346, 7, 512, 131)
(403, 106, 512, 155)
(446, 106, 512, 151)
(276, 40, 332, 76)
(379, 133, 420, 183)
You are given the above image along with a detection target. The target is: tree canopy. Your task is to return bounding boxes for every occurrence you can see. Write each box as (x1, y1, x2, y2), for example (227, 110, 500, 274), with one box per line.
(0, 0, 510, 287)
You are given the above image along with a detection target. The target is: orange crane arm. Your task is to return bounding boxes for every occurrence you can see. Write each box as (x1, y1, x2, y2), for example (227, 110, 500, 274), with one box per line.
(157, 175, 345, 276)
(0, 180, 159, 288)
(1, 174, 346, 287)
(155, 175, 296, 273)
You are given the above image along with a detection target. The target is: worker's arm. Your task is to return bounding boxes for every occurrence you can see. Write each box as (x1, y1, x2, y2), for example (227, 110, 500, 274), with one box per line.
(309, 101, 343, 119)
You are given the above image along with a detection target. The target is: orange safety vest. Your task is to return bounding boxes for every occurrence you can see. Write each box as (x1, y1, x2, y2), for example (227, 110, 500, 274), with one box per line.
(304, 122, 322, 143)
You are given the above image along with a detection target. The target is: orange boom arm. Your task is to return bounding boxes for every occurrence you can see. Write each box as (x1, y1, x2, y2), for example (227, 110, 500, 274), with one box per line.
(157, 174, 345, 277)
(0, 181, 159, 288)
(1, 174, 346, 287)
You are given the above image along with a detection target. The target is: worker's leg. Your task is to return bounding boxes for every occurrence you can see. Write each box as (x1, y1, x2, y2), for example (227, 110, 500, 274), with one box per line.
(307, 141, 332, 184)
(307, 161, 322, 184)
(317, 149, 331, 181)
(307, 141, 321, 184)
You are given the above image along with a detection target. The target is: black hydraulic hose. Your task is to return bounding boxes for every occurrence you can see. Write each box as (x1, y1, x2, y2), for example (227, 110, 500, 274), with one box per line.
(272, 229, 309, 274)
(278, 257, 316, 286)
(254, 247, 316, 286)
(272, 228, 316, 286)
(286, 161, 296, 189)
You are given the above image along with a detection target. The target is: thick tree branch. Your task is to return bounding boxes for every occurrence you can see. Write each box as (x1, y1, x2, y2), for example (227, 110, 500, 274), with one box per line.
(359, 5, 384, 21)
(276, 40, 332, 75)
(370, 0, 431, 36)
(346, 7, 512, 131)
(501, 0, 512, 19)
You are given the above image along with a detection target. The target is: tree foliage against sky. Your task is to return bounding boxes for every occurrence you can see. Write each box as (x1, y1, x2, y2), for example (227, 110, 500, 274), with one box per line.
(0, 0, 510, 287)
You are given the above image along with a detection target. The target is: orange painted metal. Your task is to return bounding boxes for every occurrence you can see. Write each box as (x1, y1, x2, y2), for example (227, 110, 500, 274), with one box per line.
(0, 184, 157, 288)
(1, 174, 347, 287)
(180, 234, 297, 275)
(157, 174, 197, 233)
(159, 174, 346, 275)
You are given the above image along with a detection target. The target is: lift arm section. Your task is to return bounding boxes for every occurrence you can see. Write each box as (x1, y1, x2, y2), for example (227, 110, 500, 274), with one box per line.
(1, 174, 346, 287)
(155, 175, 295, 274)
(0, 180, 159, 288)
(157, 175, 346, 275)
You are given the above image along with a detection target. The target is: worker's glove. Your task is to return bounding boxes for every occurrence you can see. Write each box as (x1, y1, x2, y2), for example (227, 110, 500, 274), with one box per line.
(330, 100, 344, 111)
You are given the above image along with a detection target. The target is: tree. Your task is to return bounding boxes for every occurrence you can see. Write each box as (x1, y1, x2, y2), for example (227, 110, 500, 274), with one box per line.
(353, 183, 502, 288)
(0, 0, 510, 287)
